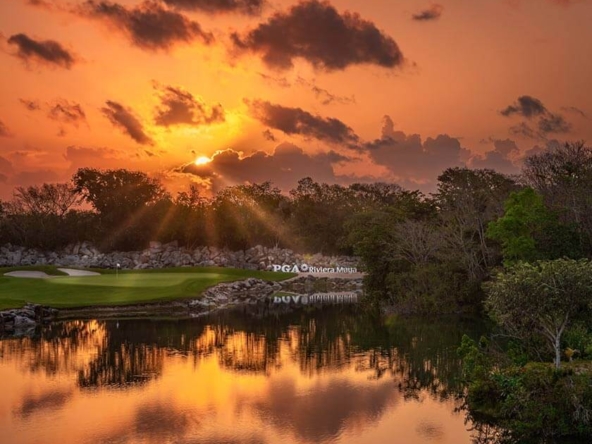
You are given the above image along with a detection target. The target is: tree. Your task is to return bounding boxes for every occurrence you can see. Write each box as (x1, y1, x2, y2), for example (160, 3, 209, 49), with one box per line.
(434, 168, 518, 280)
(486, 259, 592, 368)
(289, 178, 357, 253)
(11, 183, 81, 216)
(211, 182, 289, 249)
(523, 141, 592, 250)
(73, 168, 167, 217)
(487, 187, 582, 264)
(72, 168, 169, 250)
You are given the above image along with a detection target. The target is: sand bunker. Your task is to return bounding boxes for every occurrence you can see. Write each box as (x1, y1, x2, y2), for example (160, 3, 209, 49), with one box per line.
(4, 271, 51, 278)
(4, 268, 100, 278)
(58, 268, 100, 277)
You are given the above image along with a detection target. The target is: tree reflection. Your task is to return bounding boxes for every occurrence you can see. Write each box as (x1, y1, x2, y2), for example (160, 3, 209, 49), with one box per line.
(1, 306, 487, 399)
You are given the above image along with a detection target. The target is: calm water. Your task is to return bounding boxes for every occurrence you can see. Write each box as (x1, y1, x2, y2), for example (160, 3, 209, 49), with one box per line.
(0, 306, 491, 444)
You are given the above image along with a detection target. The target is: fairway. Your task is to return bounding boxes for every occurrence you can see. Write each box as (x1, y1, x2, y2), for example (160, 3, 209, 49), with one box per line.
(0, 266, 295, 310)
(49, 273, 224, 288)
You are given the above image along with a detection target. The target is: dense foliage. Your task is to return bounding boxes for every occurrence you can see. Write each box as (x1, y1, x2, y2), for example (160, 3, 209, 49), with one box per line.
(459, 336, 592, 441)
(2, 141, 592, 316)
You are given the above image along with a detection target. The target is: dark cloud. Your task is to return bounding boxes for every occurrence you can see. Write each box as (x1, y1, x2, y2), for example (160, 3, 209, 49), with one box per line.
(0, 156, 13, 174)
(500, 95, 547, 118)
(78, 1, 213, 50)
(310, 85, 355, 106)
(561, 106, 587, 119)
(412, 4, 444, 21)
(257, 72, 291, 88)
(176, 143, 352, 191)
(48, 100, 86, 126)
(257, 74, 355, 105)
(502, 96, 572, 139)
(19, 99, 41, 111)
(262, 129, 276, 141)
(0, 173, 7, 183)
(247, 99, 360, 148)
(25, 0, 56, 9)
(7, 33, 77, 69)
(296, 77, 356, 106)
(153, 84, 224, 127)
(161, 0, 264, 15)
(20, 99, 87, 131)
(101, 100, 153, 145)
(509, 122, 538, 139)
(365, 116, 469, 186)
(538, 113, 571, 134)
(470, 138, 520, 175)
(232, 0, 404, 71)
(0, 120, 13, 137)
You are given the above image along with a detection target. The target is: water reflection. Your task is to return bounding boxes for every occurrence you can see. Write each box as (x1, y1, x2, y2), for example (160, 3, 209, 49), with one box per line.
(0, 306, 489, 444)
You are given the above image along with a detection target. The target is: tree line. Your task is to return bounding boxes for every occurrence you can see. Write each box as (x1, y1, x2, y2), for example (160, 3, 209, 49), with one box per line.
(2, 141, 592, 311)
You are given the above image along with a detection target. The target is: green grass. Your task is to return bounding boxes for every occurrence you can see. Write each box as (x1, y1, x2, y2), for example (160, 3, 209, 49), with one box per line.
(0, 266, 295, 310)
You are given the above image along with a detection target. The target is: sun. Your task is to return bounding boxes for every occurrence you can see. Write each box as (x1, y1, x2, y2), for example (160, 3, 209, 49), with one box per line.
(194, 156, 211, 166)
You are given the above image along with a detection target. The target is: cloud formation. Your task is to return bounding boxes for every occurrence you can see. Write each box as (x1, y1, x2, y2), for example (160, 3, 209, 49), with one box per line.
(153, 84, 225, 126)
(296, 77, 356, 106)
(161, 0, 264, 15)
(365, 116, 470, 186)
(500, 95, 547, 118)
(232, 0, 403, 71)
(101, 100, 153, 145)
(247, 99, 360, 148)
(537, 113, 571, 134)
(561, 106, 587, 119)
(78, 1, 213, 50)
(0, 120, 13, 137)
(7, 33, 77, 69)
(0, 156, 13, 175)
(412, 4, 444, 21)
(25, 0, 55, 9)
(470, 138, 520, 175)
(20, 98, 87, 127)
(176, 143, 351, 190)
(501, 95, 573, 139)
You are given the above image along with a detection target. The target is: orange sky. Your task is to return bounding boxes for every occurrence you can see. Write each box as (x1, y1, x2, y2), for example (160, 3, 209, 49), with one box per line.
(1, 0, 591, 198)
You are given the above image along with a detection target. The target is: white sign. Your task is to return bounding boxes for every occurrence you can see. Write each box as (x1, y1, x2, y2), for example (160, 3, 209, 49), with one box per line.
(272, 263, 357, 274)
(273, 292, 359, 304)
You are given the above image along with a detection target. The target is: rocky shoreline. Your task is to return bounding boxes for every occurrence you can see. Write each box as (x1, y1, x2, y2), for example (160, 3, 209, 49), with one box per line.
(0, 275, 364, 333)
(0, 304, 58, 334)
(0, 241, 359, 271)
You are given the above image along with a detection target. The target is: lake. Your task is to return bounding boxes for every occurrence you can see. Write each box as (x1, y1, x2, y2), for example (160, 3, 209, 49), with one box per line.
(0, 305, 492, 444)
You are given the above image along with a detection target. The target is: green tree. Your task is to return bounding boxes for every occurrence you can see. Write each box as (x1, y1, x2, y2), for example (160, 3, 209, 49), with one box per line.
(523, 141, 592, 250)
(486, 259, 592, 368)
(434, 168, 518, 280)
(487, 187, 582, 264)
(72, 168, 169, 250)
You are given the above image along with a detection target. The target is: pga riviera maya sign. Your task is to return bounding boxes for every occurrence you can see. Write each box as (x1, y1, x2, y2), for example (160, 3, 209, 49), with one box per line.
(271, 263, 358, 274)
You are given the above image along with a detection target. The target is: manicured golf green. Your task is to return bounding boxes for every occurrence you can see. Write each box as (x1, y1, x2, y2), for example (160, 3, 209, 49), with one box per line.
(0, 266, 296, 310)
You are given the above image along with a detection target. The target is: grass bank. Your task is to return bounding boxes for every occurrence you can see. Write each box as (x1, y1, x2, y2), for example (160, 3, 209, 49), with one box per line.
(0, 266, 295, 310)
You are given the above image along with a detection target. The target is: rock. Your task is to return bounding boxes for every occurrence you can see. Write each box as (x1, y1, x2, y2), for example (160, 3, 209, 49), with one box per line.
(0, 242, 360, 274)
(13, 315, 36, 328)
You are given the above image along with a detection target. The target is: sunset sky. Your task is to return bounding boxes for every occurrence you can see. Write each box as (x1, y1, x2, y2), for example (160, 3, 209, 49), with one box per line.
(1, 0, 591, 198)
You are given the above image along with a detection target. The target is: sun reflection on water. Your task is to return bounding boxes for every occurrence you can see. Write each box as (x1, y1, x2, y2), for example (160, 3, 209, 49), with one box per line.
(0, 308, 489, 444)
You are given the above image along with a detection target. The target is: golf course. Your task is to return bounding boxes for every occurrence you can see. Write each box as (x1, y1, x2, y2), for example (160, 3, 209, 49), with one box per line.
(0, 266, 295, 310)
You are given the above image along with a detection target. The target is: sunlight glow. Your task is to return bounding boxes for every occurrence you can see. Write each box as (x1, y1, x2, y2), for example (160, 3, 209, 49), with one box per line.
(195, 156, 211, 165)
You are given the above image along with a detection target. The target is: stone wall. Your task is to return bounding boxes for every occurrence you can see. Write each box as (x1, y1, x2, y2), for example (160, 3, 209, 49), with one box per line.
(0, 241, 359, 271)
(0, 304, 57, 334)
